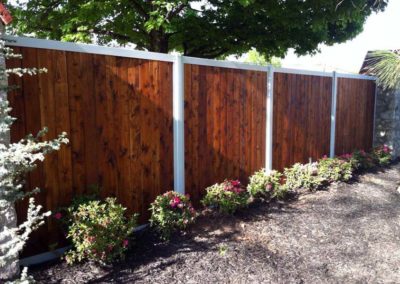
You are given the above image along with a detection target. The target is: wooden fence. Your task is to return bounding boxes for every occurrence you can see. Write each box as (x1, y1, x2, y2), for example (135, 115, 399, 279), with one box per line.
(5, 36, 376, 256)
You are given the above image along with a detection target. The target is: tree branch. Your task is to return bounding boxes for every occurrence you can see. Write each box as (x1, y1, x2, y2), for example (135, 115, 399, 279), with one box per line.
(129, 0, 150, 20)
(166, 3, 187, 20)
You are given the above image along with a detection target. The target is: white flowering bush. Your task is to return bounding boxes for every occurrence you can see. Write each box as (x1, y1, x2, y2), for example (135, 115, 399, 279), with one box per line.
(0, 39, 68, 281)
(283, 162, 325, 191)
(247, 169, 282, 198)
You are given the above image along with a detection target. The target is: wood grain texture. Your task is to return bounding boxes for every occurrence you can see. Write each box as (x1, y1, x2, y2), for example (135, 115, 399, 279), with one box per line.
(184, 64, 267, 203)
(335, 78, 376, 155)
(273, 73, 332, 171)
(8, 45, 376, 256)
(7, 47, 173, 255)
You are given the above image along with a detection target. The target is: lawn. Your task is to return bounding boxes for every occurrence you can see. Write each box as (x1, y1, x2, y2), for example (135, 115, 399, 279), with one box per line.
(32, 163, 400, 283)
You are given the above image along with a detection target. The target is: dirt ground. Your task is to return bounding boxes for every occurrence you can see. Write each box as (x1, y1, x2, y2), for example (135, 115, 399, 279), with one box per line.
(32, 163, 400, 283)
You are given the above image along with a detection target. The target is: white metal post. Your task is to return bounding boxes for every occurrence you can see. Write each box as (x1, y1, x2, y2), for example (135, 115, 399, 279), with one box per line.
(330, 71, 338, 158)
(173, 55, 185, 194)
(265, 65, 274, 172)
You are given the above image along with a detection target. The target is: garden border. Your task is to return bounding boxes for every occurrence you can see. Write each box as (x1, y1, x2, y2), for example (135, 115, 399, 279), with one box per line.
(3, 35, 376, 195)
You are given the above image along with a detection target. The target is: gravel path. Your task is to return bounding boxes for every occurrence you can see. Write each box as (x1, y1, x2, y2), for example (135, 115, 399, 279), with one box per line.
(33, 164, 400, 283)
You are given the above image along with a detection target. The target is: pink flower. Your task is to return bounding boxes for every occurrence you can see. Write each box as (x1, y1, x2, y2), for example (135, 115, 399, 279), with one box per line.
(265, 184, 272, 191)
(383, 145, 391, 153)
(123, 239, 129, 247)
(231, 180, 241, 187)
(170, 196, 181, 208)
(54, 212, 62, 220)
(340, 153, 352, 159)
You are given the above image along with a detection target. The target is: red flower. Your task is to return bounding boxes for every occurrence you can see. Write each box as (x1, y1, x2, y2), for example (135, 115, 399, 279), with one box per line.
(231, 180, 241, 187)
(170, 196, 181, 208)
(54, 212, 62, 220)
(123, 239, 129, 247)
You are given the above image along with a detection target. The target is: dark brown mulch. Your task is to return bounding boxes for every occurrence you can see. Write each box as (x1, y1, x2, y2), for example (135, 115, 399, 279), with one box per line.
(31, 163, 400, 283)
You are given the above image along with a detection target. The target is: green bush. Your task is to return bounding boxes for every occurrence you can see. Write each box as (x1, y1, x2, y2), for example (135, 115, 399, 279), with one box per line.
(247, 169, 282, 198)
(371, 145, 392, 166)
(317, 157, 353, 183)
(283, 162, 325, 191)
(65, 198, 137, 264)
(351, 150, 376, 170)
(202, 180, 249, 214)
(272, 184, 291, 200)
(53, 187, 101, 232)
(149, 191, 196, 240)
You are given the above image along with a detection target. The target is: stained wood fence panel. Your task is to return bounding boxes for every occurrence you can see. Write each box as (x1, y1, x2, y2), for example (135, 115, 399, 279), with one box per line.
(7, 47, 174, 255)
(273, 73, 333, 171)
(335, 78, 376, 155)
(184, 64, 267, 203)
(6, 43, 376, 257)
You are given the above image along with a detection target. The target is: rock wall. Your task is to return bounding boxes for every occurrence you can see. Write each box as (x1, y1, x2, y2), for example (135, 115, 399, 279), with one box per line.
(374, 87, 400, 156)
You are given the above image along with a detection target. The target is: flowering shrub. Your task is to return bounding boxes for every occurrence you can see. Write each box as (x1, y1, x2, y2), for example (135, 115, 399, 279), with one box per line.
(372, 145, 392, 166)
(247, 169, 282, 198)
(283, 162, 325, 191)
(149, 191, 196, 240)
(65, 198, 137, 264)
(351, 150, 376, 170)
(202, 180, 249, 214)
(53, 190, 100, 233)
(317, 156, 353, 183)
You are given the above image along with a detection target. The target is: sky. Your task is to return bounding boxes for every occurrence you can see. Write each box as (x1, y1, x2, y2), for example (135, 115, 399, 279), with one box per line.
(281, 1, 400, 73)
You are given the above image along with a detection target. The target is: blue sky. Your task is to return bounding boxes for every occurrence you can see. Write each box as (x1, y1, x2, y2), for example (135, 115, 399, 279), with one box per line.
(282, 1, 400, 73)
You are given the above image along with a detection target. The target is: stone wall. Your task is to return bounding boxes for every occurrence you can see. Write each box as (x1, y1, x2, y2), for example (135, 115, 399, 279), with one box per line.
(374, 87, 400, 156)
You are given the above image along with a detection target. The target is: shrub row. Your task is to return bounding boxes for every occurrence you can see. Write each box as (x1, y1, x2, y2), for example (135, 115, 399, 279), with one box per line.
(56, 145, 392, 264)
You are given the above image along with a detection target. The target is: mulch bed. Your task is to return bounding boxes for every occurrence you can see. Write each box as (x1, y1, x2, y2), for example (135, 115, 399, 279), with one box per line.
(31, 163, 400, 283)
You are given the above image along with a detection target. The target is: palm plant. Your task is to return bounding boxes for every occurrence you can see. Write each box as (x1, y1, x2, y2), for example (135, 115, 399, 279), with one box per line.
(367, 50, 400, 89)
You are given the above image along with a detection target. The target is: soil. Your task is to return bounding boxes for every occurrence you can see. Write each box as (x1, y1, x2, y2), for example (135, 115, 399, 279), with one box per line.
(31, 163, 400, 283)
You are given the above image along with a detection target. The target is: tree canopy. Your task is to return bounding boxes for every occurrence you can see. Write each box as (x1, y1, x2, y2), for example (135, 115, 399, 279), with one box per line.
(242, 49, 281, 67)
(7, 0, 388, 59)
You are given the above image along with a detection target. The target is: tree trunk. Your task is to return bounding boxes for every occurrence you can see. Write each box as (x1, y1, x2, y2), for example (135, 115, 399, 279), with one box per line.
(0, 22, 20, 280)
(148, 30, 169, 53)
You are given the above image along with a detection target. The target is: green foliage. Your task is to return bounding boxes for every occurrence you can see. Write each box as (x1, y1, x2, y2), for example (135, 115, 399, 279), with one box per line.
(283, 163, 324, 191)
(7, 0, 387, 58)
(371, 145, 392, 166)
(351, 150, 376, 170)
(247, 169, 282, 198)
(65, 198, 137, 264)
(53, 188, 100, 232)
(317, 157, 353, 183)
(366, 50, 400, 89)
(149, 191, 196, 240)
(202, 180, 249, 214)
(272, 185, 290, 201)
(243, 49, 281, 67)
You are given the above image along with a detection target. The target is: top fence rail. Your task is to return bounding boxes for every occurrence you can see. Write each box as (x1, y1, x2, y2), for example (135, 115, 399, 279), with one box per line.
(3, 35, 375, 81)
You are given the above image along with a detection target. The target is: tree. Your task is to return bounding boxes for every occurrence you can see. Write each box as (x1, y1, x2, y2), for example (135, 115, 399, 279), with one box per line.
(366, 50, 400, 89)
(0, 38, 68, 281)
(7, 0, 387, 59)
(242, 48, 281, 67)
